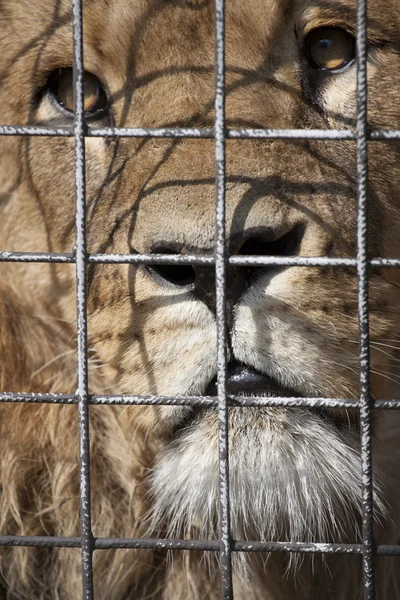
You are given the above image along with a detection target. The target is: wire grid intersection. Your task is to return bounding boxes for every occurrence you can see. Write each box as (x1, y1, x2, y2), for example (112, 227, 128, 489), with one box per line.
(0, 0, 400, 598)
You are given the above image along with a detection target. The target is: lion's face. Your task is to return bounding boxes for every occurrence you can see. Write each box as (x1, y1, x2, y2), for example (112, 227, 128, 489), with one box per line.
(1, 0, 400, 546)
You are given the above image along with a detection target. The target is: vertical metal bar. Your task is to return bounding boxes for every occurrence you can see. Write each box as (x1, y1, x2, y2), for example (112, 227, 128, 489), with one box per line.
(72, 1, 94, 598)
(214, 0, 233, 598)
(356, 0, 375, 598)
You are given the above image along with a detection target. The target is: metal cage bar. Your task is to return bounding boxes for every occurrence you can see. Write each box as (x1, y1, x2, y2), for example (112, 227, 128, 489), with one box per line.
(72, 0, 94, 597)
(2, 251, 400, 269)
(356, 0, 375, 597)
(0, 0, 400, 598)
(0, 535, 399, 555)
(2, 125, 400, 141)
(2, 392, 400, 409)
(214, 0, 233, 596)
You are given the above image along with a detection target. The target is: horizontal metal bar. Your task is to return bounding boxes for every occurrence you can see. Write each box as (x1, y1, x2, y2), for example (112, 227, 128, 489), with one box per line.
(89, 253, 215, 265)
(90, 127, 214, 138)
(229, 256, 359, 267)
(235, 541, 362, 554)
(0, 535, 398, 555)
(369, 130, 400, 141)
(0, 536, 82, 548)
(95, 537, 220, 551)
(0, 126, 73, 137)
(1, 251, 400, 268)
(89, 254, 361, 267)
(90, 128, 357, 140)
(370, 258, 400, 267)
(93, 540, 399, 555)
(234, 542, 400, 556)
(1, 125, 400, 141)
(0, 126, 213, 138)
(227, 129, 356, 140)
(0, 251, 75, 263)
(0, 393, 78, 404)
(1, 392, 400, 409)
(229, 129, 400, 141)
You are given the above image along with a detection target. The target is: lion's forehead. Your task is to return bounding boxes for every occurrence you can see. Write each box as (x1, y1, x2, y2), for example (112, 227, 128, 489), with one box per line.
(3, 0, 400, 62)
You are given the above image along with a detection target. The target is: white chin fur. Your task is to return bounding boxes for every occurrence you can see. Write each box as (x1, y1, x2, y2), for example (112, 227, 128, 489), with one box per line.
(148, 408, 384, 572)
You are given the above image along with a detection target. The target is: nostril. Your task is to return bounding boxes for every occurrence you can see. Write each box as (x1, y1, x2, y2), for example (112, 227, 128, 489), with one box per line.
(238, 225, 303, 258)
(237, 226, 304, 287)
(147, 247, 196, 287)
(152, 263, 196, 286)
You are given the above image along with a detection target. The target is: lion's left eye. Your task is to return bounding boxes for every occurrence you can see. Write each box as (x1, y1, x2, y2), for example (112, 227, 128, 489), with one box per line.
(305, 27, 356, 72)
(48, 68, 109, 117)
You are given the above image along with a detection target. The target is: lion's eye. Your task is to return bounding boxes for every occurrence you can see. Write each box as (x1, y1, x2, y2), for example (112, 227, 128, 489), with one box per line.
(48, 69, 108, 117)
(305, 27, 355, 71)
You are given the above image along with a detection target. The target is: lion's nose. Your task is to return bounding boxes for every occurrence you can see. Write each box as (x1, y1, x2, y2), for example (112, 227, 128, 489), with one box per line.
(147, 225, 302, 312)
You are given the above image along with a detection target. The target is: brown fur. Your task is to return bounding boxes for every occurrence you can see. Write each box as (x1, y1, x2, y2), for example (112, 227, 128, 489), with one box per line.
(1, 0, 400, 598)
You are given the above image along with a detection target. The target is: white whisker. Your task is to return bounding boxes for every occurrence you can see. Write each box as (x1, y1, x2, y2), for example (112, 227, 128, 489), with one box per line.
(30, 349, 76, 379)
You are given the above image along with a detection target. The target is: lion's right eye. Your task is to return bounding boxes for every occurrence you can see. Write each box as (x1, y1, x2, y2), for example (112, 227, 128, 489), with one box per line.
(47, 68, 109, 118)
(305, 27, 356, 72)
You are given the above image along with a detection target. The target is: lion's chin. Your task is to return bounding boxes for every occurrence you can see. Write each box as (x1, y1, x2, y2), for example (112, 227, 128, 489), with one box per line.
(147, 406, 384, 559)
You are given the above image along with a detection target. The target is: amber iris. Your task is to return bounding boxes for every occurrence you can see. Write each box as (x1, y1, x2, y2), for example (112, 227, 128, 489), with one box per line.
(305, 27, 356, 71)
(49, 69, 108, 116)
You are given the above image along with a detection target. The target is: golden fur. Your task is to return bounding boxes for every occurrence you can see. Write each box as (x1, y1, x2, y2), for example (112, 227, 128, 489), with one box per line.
(1, 0, 400, 598)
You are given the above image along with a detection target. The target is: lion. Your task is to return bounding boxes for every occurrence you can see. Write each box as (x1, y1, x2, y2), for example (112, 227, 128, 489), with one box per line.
(0, 0, 400, 598)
